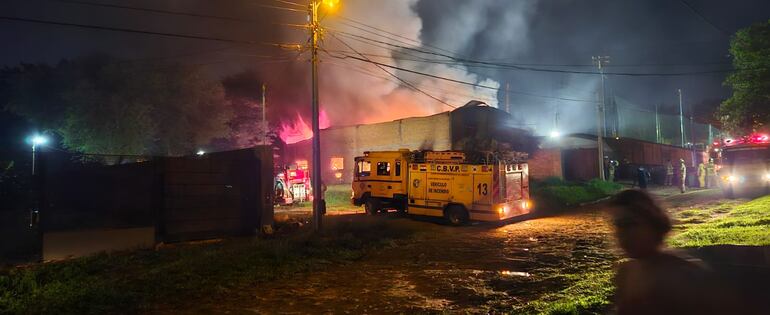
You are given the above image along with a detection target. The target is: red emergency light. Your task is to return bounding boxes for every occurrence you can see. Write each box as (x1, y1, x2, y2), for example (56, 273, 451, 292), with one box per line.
(722, 134, 770, 146)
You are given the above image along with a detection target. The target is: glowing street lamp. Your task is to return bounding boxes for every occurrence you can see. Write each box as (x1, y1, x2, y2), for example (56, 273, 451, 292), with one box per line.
(28, 134, 48, 175)
(322, 0, 340, 11)
(196, 149, 206, 156)
(549, 130, 561, 139)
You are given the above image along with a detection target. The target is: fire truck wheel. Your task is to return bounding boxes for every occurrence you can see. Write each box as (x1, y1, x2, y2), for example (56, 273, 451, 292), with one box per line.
(444, 205, 468, 226)
(365, 198, 382, 215)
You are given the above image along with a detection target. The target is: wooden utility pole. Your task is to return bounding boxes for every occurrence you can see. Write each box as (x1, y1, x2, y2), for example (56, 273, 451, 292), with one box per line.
(592, 56, 610, 181)
(262, 84, 267, 145)
(505, 83, 510, 114)
(309, 1, 323, 231)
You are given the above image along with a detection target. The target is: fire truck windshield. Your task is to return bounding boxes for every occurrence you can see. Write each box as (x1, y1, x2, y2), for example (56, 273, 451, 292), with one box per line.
(723, 147, 770, 166)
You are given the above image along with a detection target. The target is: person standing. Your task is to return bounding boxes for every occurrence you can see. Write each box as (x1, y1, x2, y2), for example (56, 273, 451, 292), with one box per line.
(637, 167, 649, 189)
(697, 162, 706, 188)
(609, 190, 724, 315)
(609, 160, 619, 182)
(706, 159, 717, 188)
(679, 159, 687, 193)
(665, 160, 674, 186)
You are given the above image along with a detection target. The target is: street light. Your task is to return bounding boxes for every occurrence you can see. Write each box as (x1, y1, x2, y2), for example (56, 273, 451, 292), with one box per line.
(28, 134, 48, 175)
(549, 130, 561, 139)
(196, 149, 206, 156)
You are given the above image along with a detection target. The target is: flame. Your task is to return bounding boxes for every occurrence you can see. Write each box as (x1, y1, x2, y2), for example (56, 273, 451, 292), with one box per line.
(279, 110, 331, 144)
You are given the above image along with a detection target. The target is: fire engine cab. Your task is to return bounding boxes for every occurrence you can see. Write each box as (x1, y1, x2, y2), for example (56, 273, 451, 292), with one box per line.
(351, 150, 532, 225)
(717, 134, 770, 197)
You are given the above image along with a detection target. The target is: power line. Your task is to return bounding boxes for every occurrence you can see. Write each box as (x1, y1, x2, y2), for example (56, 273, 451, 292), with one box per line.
(338, 14, 733, 68)
(333, 31, 745, 77)
(329, 52, 597, 104)
(677, 0, 729, 37)
(329, 33, 458, 109)
(270, 0, 305, 8)
(0, 15, 301, 49)
(48, 0, 263, 23)
(324, 59, 497, 104)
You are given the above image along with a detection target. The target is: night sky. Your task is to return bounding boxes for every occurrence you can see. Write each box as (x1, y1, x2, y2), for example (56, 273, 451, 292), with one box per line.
(1, 0, 769, 135)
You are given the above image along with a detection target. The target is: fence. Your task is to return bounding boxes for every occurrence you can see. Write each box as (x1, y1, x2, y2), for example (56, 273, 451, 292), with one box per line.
(1, 147, 273, 262)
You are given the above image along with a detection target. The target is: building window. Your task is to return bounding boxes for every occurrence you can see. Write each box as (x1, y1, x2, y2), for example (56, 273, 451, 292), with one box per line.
(376, 162, 391, 176)
(357, 160, 371, 177)
(331, 157, 344, 170)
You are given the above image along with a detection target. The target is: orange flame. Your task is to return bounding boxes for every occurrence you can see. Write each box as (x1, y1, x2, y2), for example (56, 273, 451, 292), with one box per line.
(279, 110, 331, 144)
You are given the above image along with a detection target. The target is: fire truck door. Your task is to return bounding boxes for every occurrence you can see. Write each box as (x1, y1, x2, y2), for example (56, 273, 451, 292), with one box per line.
(408, 170, 427, 214)
(473, 174, 492, 205)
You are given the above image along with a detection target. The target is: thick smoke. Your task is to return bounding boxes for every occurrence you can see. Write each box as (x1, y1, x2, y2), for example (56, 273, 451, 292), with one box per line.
(414, 0, 770, 136)
(319, 0, 500, 126)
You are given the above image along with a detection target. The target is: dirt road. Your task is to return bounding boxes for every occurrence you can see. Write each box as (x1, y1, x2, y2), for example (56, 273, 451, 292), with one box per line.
(180, 188, 732, 314)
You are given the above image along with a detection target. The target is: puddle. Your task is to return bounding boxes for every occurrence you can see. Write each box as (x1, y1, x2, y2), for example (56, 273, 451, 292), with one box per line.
(499, 270, 531, 277)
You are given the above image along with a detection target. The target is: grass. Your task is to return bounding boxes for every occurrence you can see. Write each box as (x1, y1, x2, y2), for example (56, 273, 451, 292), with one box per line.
(512, 269, 615, 315)
(325, 184, 354, 211)
(285, 184, 354, 214)
(0, 218, 421, 315)
(668, 195, 770, 247)
(532, 178, 622, 207)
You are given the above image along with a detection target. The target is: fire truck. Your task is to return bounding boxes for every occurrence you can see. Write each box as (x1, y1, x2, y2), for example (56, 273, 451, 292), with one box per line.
(275, 161, 312, 205)
(351, 150, 532, 225)
(717, 134, 770, 198)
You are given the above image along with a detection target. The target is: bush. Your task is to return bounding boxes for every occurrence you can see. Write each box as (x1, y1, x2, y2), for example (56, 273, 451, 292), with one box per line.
(532, 178, 621, 207)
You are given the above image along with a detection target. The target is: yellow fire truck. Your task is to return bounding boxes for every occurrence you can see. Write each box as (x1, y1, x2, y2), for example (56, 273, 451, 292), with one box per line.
(351, 150, 532, 225)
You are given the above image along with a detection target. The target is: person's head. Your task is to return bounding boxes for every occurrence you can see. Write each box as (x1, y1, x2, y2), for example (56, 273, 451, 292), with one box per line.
(609, 190, 671, 258)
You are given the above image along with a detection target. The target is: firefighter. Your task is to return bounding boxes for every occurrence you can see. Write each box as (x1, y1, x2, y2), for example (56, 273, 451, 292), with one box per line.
(679, 159, 687, 193)
(608, 160, 619, 182)
(637, 167, 650, 189)
(665, 160, 674, 186)
(697, 162, 706, 188)
(706, 158, 717, 188)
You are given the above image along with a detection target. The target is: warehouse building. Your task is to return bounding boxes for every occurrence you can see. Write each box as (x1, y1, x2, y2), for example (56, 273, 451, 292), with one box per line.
(283, 101, 538, 183)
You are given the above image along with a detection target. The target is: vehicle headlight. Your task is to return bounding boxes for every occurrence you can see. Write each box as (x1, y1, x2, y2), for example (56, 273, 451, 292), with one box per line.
(497, 205, 508, 214)
(723, 175, 736, 182)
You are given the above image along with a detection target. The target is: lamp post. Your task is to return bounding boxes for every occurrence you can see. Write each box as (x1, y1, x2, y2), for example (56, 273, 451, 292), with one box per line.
(30, 135, 47, 175)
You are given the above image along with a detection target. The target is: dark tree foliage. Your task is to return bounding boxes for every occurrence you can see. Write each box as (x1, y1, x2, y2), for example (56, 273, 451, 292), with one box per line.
(221, 69, 267, 149)
(1, 55, 231, 156)
(720, 20, 770, 134)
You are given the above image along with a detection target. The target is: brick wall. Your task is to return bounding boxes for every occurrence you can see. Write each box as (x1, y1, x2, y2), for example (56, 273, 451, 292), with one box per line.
(528, 148, 563, 180)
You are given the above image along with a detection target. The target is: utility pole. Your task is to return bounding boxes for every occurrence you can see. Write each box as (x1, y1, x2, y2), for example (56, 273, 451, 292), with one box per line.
(655, 103, 661, 144)
(505, 82, 510, 114)
(262, 84, 267, 145)
(678, 89, 685, 147)
(309, 1, 323, 231)
(592, 56, 609, 181)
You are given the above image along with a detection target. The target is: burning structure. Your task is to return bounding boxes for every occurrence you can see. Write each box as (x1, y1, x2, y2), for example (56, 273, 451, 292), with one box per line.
(282, 101, 537, 183)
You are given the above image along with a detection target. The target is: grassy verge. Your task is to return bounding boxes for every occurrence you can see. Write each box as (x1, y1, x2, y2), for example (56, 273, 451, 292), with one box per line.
(0, 218, 420, 315)
(513, 270, 615, 315)
(668, 195, 770, 247)
(514, 193, 770, 315)
(325, 184, 354, 211)
(532, 178, 622, 208)
(282, 184, 354, 214)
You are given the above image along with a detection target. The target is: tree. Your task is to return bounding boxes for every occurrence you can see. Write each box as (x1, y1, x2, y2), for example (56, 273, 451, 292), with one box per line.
(720, 20, 770, 134)
(221, 70, 268, 148)
(2, 55, 232, 156)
